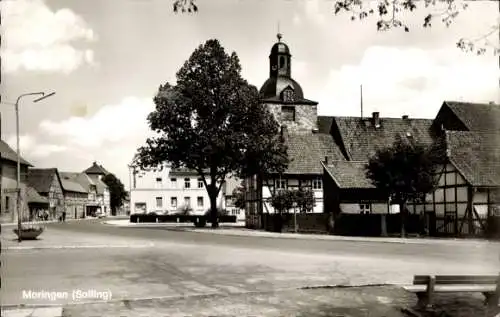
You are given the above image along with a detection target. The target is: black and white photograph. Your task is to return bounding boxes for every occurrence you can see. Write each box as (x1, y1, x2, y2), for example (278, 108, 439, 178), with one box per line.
(1, 0, 499, 316)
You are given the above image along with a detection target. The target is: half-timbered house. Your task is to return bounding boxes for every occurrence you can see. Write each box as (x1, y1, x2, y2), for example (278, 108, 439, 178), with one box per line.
(27, 168, 65, 220)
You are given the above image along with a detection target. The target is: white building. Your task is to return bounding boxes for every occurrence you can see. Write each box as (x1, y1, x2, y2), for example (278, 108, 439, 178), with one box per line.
(130, 166, 225, 216)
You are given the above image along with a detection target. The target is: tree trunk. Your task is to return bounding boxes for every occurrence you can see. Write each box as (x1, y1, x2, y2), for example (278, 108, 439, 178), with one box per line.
(208, 185, 219, 228)
(400, 201, 407, 238)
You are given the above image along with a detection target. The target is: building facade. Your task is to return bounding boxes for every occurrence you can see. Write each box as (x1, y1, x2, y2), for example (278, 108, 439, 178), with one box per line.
(130, 165, 224, 215)
(27, 168, 65, 220)
(83, 162, 111, 216)
(60, 175, 88, 219)
(0, 140, 33, 223)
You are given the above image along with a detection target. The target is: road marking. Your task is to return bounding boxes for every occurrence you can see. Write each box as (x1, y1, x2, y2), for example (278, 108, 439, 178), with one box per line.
(3, 243, 155, 250)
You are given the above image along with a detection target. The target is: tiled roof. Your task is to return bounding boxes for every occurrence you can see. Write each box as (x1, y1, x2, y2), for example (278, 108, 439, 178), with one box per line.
(94, 178, 108, 195)
(61, 178, 87, 193)
(27, 168, 61, 194)
(26, 186, 49, 204)
(283, 132, 346, 175)
(446, 131, 500, 187)
(60, 172, 95, 190)
(323, 160, 374, 189)
(333, 116, 435, 161)
(317, 116, 334, 134)
(0, 140, 32, 166)
(444, 101, 500, 132)
(83, 162, 110, 175)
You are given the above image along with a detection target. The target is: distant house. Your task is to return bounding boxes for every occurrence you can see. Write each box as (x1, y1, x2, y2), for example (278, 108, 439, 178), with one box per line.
(222, 176, 245, 221)
(60, 173, 88, 219)
(27, 168, 65, 220)
(61, 172, 100, 217)
(0, 140, 36, 223)
(83, 162, 111, 215)
(130, 165, 223, 215)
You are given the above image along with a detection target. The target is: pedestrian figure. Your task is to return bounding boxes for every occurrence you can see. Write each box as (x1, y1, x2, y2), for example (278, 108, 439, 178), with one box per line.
(62, 211, 66, 222)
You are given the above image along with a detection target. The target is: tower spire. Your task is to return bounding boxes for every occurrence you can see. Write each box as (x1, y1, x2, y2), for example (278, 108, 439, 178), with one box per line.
(277, 21, 282, 42)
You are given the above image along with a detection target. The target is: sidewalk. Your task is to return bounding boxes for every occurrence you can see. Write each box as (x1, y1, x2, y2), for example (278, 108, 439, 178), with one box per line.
(105, 219, 500, 247)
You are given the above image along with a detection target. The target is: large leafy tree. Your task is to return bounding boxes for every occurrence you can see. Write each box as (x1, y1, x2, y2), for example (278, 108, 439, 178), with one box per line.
(365, 137, 446, 237)
(102, 174, 128, 215)
(173, 0, 499, 55)
(134, 39, 288, 228)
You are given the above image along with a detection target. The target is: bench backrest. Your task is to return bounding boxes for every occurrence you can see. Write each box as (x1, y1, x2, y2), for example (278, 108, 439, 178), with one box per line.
(413, 275, 500, 285)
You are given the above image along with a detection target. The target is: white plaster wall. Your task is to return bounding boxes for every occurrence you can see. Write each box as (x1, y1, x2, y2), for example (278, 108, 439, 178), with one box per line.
(261, 185, 323, 214)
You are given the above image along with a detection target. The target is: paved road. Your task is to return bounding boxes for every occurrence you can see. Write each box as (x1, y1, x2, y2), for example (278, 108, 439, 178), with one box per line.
(1, 220, 498, 314)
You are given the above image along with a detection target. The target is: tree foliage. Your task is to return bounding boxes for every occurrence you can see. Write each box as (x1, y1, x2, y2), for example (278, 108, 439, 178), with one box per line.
(102, 173, 128, 214)
(365, 137, 446, 237)
(333, 0, 499, 55)
(173, 0, 499, 55)
(365, 137, 445, 205)
(133, 39, 287, 228)
(270, 188, 315, 214)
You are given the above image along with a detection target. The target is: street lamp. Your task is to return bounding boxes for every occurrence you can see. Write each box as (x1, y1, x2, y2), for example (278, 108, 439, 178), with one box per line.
(1, 91, 56, 242)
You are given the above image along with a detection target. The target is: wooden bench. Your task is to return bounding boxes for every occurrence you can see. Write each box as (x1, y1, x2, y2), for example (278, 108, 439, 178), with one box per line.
(403, 274, 500, 308)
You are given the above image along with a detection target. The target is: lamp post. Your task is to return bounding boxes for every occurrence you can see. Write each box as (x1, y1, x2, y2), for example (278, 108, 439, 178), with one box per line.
(2, 92, 56, 242)
(292, 201, 298, 233)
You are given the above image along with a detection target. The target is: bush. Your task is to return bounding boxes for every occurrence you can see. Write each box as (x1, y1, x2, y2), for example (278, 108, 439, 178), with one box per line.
(204, 208, 229, 217)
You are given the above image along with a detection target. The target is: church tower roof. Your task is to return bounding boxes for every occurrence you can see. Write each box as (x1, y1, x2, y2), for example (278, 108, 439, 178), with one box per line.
(259, 33, 316, 105)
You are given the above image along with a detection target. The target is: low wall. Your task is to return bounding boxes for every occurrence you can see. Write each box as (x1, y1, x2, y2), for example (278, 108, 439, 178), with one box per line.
(130, 214, 237, 224)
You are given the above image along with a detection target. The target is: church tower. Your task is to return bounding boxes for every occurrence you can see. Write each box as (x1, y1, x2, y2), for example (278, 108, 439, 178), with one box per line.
(259, 33, 318, 134)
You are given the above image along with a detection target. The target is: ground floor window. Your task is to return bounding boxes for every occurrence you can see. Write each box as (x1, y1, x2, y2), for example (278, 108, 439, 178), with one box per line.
(359, 203, 371, 214)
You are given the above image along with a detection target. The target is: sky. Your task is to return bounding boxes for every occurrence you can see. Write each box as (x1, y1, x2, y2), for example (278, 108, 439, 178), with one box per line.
(1, 0, 499, 190)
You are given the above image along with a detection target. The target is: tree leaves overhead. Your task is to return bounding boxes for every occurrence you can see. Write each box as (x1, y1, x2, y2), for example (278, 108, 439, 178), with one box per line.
(173, 0, 198, 13)
(333, 0, 499, 55)
(365, 137, 446, 204)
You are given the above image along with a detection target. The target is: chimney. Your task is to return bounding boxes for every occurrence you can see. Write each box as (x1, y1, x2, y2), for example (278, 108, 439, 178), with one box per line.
(372, 112, 380, 128)
(402, 115, 409, 120)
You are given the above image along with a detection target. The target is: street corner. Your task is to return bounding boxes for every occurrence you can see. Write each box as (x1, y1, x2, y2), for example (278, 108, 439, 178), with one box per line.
(1, 306, 63, 317)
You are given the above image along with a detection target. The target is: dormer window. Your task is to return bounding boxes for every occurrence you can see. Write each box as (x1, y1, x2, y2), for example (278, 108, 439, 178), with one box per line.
(282, 106, 295, 121)
(282, 88, 295, 103)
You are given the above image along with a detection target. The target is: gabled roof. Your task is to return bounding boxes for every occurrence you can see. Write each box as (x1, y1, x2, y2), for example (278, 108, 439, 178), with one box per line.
(169, 168, 208, 176)
(60, 172, 96, 189)
(443, 101, 500, 132)
(0, 140, 32, 166)
(322, 160, 374, 189)
(27, 168, 63, 194)
(282, 132, 346, 175)
(60, 178, 87, 193)
(26, 186, 49, 204)
(83, 162, 110, 175)
(332, 116, 435, 161)
(94, 178, 108, 195)
(446, 130, 500, 187)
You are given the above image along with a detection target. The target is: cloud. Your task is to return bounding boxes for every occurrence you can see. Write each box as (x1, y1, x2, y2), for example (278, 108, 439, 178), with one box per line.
(1, 0, 95, 73)
(317, 46, 499, 118)
(6, 97, 155, 188)
(39, 97, 155, 148)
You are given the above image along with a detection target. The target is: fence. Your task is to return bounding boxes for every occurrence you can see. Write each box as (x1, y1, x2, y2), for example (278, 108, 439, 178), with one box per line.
(130, 214, 237, 224)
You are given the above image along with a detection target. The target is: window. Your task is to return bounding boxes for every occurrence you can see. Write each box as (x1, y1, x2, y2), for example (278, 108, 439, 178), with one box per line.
(156, 197, 163, 208)
(184, 178, 191, 189)
(171, 197, 177, 208)
(282, 89, 295, 102)
(197, 196, 203, 207)
(184, 197, 191, 207)
(276, 179, 287, 190)
(282, 106, 295, 121)
(279, 56, 285, 68)
(312, 177, 322, 190)
(5, 196, 10, 212)
(198, 178, 203, 188)
(359, 203, 371, 214)
(170, 178, 177, 188)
